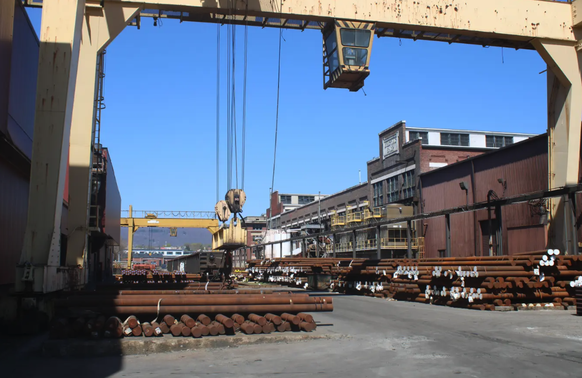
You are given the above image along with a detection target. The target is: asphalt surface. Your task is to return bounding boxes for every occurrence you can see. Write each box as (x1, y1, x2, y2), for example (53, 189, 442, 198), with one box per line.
(3, 295, 582, 378)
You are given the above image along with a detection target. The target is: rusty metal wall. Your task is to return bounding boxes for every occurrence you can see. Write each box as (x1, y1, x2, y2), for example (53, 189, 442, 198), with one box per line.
(421, 135, 548, 258)
(6, 1, 38, 159)
(102, 148, 121, 245)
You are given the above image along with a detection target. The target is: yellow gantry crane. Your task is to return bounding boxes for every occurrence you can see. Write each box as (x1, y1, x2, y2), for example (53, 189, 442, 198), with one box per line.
(16, 0, 582, 294)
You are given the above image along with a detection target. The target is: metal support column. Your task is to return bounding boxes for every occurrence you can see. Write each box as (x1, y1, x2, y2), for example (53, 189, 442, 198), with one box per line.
(302, 238, 306, 258)
(495, 205, 503, 256)
(280, 241, 283, 258)
(352, 230, 357, 259)
(332, 233, 336, 258)
(67, 3, 140, 266)
(406, 220, 412, 259)
(16, 0, 86, 293)
(445, 214, 451, 258)
(532, 40, 582, 252)
(376, 225, 381, 259)
(570, 193, 579, 255)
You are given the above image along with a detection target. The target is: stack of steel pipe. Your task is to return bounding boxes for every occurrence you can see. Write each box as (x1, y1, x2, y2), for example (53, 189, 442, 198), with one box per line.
(246, 258, 353, 287)
(55, 292, 333, 315)
(98, 281, 238, 291)
(118, 271, 206, 284)
(48, 312, 318, 340)
(247, 251, 580, 310)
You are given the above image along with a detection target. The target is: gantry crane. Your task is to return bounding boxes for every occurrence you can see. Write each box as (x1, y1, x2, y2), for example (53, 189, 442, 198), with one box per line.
(17, 0, 582, 294)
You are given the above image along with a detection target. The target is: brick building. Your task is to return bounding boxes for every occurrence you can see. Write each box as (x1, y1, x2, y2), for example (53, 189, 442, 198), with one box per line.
(274, 121, 535, 231)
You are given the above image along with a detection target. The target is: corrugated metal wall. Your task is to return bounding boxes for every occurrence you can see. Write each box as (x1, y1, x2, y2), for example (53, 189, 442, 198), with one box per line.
(421, 135, 548, 257)
(0, 2, 39, 286)
(103, 149, 121, 245)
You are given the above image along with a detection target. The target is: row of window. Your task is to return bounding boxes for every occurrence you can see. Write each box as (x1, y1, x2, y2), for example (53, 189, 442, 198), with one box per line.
(373, 171, 416, 205)
(409, 131, 514, 148)
(280, 195, 316, 205)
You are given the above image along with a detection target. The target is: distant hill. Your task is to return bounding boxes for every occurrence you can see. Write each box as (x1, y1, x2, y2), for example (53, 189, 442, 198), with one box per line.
(121, 227, 212, 248)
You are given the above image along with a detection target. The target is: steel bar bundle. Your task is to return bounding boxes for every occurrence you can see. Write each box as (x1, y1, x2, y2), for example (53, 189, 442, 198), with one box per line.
(247, 251, 579, 310)
(48, 312, 317, 340)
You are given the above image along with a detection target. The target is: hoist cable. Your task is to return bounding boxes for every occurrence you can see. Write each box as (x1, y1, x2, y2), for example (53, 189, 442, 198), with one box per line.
(216, 24, 221, 203)
(242, 23, 248, 191)
(232, 21, 238, 189)
(226, 21, 232, 190)
(270, 1, 284, 195)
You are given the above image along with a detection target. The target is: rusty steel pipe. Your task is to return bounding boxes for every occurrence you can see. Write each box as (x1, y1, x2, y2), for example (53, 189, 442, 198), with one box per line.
(163, 315, 175, 325)
(191, 325, 203, 338)
(126, 315, 139, 329)
(265, 313, 282, 325)
(297, 313, 314, 323)
(180, 322, 191, 336)
(73, 303, 334, 315)
(57, 295, 324, 307)
(180, 315, 196, 328)
(281, 313, 300, 325)
(197, 322, 210, 336)
(299, 322, 316, 332)
(159, 321, 170, 334)
(197, 314, 211, 326)
(170, 323, 183, 336)
(142, 322, 154, 337)
(215, 314, 234, 329)
(151, 321, 163, 336)
(231, 313, 245, 325)
(248, 314, 267, 326)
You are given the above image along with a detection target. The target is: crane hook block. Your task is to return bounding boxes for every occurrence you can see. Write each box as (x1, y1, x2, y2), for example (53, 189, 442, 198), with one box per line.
(215, 200, 231, 222)
(225, 189, 246, 214)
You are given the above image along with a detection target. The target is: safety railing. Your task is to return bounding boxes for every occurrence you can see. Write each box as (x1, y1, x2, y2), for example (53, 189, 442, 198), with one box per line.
(331, 214, 346, 227)
(363, 207, 382, 219)
(346, 211, 363, 223)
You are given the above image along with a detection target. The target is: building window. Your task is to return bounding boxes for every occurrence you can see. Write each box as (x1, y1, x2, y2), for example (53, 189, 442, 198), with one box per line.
(409, 131, 428, 144)
(252, 225, 263, 230)
(387, 176, 399, 202)
(402, 171, 415, 198)
(438, 250, 446, 258)
(486, 135, 513, 148)
(298, 195, 314, 204)
(373, 182, 383, 207)
(440, 133, 469, 147)
(280, 195, 292, 204)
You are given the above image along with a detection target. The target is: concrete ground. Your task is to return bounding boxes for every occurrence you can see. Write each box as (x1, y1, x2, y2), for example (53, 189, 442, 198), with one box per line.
(3, 295, 582, 378)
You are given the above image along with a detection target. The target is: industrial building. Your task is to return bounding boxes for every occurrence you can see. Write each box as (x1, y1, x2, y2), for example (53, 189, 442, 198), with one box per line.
(269, 121, 544, 258)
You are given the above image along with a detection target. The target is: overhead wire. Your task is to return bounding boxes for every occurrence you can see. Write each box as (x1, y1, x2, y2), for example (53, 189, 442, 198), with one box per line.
(270, 0, 284, 196)
(216, 24, 221, 203)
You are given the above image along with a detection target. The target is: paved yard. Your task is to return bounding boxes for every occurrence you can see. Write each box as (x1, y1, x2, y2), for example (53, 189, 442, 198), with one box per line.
(3, 295, 582, 378)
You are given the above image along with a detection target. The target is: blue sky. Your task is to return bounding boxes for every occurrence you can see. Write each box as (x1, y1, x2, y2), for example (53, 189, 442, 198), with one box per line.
(26, 8, 547, 217)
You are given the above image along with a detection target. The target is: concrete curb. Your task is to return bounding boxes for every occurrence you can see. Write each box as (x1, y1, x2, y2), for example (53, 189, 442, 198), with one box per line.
(42, 332, 346, 357)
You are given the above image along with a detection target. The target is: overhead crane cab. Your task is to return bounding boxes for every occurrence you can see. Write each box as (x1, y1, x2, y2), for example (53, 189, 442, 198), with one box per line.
(323, 21, 374, 92)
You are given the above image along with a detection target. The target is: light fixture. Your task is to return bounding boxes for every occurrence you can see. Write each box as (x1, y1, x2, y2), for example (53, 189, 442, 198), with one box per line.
(459, 181, 468, 191)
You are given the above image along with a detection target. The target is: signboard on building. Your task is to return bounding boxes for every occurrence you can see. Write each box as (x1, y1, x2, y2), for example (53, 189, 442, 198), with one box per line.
(383, 131, 399, 159)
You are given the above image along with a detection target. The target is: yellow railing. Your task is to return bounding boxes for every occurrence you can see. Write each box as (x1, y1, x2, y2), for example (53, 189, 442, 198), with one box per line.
(363, 207, 382, 219)
(347, 211, 363, 223)
(333, 237, 420, 252)
(331, 214, 346, 227)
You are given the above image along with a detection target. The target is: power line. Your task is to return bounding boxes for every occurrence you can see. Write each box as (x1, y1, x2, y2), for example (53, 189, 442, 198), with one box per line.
(216, 24, 220, 203)
(270, 1, 284, 196)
